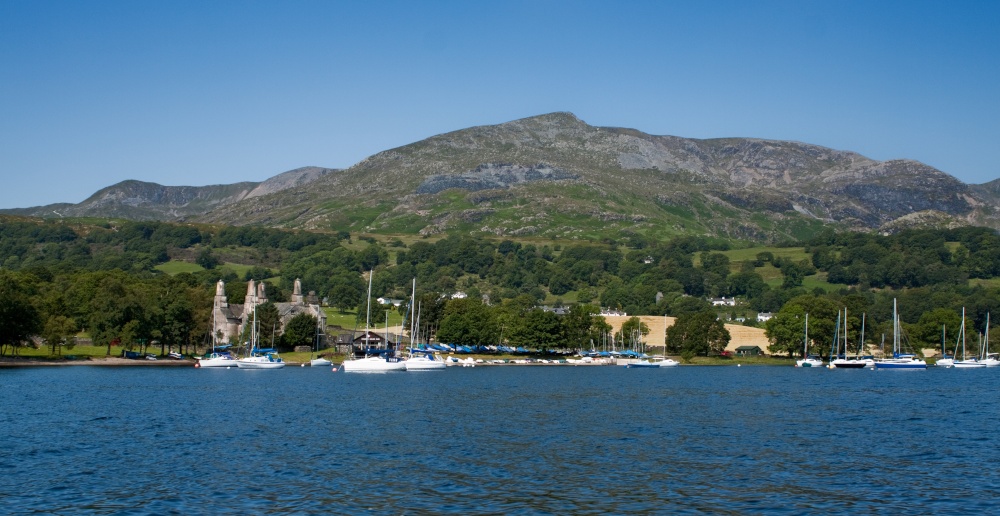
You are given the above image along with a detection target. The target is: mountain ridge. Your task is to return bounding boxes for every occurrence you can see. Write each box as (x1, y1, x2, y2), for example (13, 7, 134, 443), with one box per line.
(4, 113, 995, 242)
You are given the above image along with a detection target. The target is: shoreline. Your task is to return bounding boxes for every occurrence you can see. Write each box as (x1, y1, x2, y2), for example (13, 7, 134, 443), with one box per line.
(0, 356, 196, 367)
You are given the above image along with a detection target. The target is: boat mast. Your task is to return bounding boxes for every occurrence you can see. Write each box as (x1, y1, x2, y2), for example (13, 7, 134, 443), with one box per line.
(859, 313, 866, 359)
(365, 269, 373, 353)
(892, 298, 899, 358)
(843, 308, 848, 359)
(961, 307, 966, 360)
(803, 313, 809, 358)
(409, 278, 416, 353)
(984, 313, 991, 360)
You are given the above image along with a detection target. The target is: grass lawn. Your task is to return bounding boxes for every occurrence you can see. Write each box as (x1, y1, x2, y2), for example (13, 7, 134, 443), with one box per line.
(718, 246, 812, 264)
(155, 260, 204, 275)
(323, 307, 407, 332)
(15, 344, 126, 359)
(684, 355, 790, 366)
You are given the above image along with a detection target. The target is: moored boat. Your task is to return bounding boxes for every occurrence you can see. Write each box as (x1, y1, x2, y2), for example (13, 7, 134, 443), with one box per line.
(795, 314, 824, 368)
(196, 347, 238, 368)
(874, 299, 926, 370)
(404, 351, 447, 370)
(341, 270, 407, 373)
(236, 350, 286, 369)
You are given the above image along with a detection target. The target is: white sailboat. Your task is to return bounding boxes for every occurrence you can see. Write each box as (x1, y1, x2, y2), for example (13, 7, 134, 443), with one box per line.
(196, 306, 238, 368)
(936, 322, 955, 368)
(795, 314, 824, 368)
(236, 305, 286, 369)
(952, 308, 983, 368)
(830, 309, 872, 369)
(874, 299, 926, 370)
(195, 348, 238, 368)
(341, 270, 406, 373)
(979, 314, 1000, 367)
(310, 321, 332, 367)
(404, 280, 446, 371)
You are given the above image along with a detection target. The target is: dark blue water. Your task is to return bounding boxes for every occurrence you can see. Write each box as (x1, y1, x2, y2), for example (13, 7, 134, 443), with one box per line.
(1, 365, 999, 514)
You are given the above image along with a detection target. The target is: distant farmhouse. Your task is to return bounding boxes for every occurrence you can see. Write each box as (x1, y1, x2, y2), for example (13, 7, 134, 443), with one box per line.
(211, 278, 326, 345)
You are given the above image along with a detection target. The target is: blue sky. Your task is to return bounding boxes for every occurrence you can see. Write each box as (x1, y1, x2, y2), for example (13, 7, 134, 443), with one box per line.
(1, 0, 998, 209)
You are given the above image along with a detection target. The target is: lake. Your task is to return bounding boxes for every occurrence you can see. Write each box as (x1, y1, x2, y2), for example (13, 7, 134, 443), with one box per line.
(1, 364, 998, 514)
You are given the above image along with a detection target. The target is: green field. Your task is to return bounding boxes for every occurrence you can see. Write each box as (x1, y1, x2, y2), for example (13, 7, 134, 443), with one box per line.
(153, 260, 263, 279)
(717, 246, 812, 265)
(154, 261, 204, 275)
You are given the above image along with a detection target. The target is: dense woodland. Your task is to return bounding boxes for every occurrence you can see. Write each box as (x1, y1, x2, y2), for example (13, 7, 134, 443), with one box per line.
(3, 216, 1000, 360)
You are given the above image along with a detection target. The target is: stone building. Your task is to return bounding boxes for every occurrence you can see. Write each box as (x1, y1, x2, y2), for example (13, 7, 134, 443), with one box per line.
(211, 278, 327, 346)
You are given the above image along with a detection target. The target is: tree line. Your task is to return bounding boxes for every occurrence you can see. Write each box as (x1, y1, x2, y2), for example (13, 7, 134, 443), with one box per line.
(4, 216, 1000, 358)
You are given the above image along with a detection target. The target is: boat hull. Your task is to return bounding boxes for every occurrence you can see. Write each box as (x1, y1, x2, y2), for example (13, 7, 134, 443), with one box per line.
(195, 357, 238, 368)
(626, 361, 659, 368)
(874, 360, 927, 370)
(830, 359, 872, 369)
(342, 356, 407, 372)
(236, 362, 286, 369)
(310, 358, 333, 367)
(236, 355, 286, 369)
(404, 359, 447, 370)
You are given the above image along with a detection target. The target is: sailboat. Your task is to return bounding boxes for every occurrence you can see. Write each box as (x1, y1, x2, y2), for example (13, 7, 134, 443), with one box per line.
(310, 321, 332, 367)
(979, 314, 1000, 367)
(935, 322, 955, 368)
(874, 299, 926, 370)
(236, 305, 286, 369)
(795, 314, 824, 368)
(830, 309, 871, 369)
(341, 270, 406, 373)
(196, 299, 238, 368)
(951, 308, 982, 368)
(625, 328, 659, 368)
(404, 280, 446, 371)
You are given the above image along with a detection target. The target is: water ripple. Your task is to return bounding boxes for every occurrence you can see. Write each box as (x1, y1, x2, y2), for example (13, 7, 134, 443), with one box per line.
(2, 365, 1000, 513)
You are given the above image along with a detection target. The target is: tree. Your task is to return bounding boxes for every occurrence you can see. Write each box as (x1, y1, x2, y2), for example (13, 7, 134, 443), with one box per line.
(780, 261, 806, 289)
(562, 304, 610, 349)
(727, 271, 768, 299)
(666, 310, 730, 356)
(913, 308, 962, 353)
(86, 272, 147, 356)
(196, 248, 219, 269)
(764, 304, 808, 357)
(41, 315, 77, 355)
(765, 295, 838, 357)
(616, 316, 650, 348)
(437, 298, 498, 346)
(508, 308, 564, 351)
(255, 302, 282, 348)
(547, 269, 574, 296)
(0, 271, 42, 356)
(328, 273, 364, 313)
(283, 313, 319, 350)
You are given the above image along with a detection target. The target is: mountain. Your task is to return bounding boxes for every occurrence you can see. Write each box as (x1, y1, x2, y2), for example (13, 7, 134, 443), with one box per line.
(1, 167, 336, 221)
(197, 113, 993, 241)
(5, 114, 995, 242)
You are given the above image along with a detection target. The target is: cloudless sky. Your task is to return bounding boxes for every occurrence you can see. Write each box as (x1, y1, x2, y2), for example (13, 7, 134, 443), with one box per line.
(1, 0, 998, 209)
